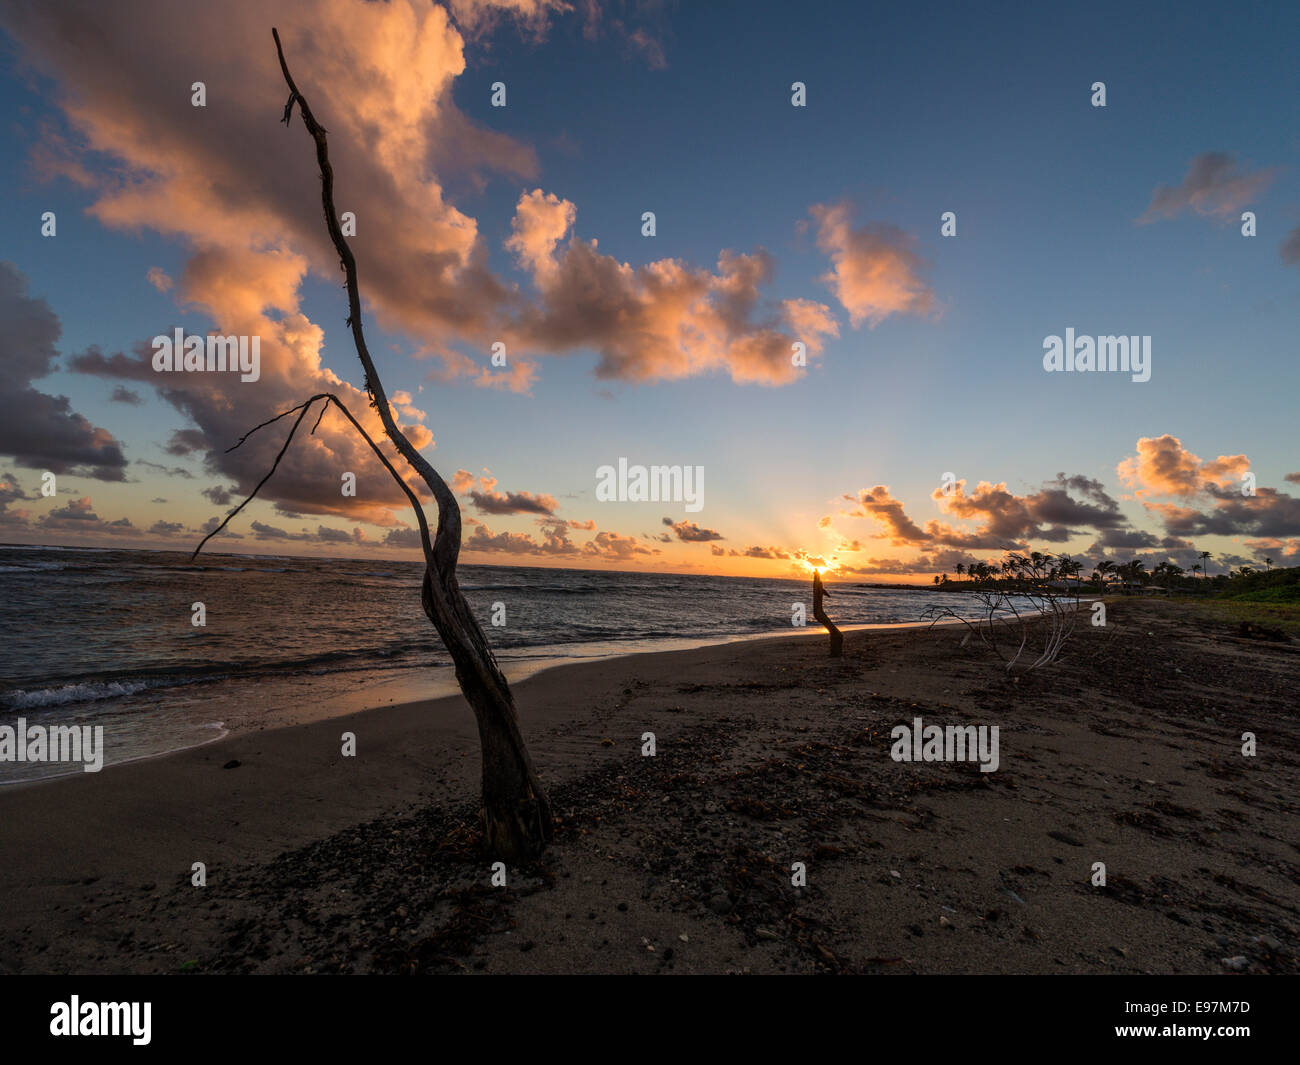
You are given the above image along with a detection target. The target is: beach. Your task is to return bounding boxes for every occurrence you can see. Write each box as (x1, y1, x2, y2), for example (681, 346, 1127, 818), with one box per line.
(0, 598, 1295, 975)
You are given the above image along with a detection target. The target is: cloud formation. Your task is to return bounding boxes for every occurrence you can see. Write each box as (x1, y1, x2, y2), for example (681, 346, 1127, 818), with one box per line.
(662, 517, 724, 543)
(1138, 152, 1276, 224)
(1117, 434, 1249, 498)
(0, 263, 128, 481)
(809, 203, 934, 327)
(506, 192, 838, 384)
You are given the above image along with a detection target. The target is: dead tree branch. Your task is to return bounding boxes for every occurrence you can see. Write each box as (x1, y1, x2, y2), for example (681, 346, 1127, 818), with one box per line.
(194, 29, 553, 860)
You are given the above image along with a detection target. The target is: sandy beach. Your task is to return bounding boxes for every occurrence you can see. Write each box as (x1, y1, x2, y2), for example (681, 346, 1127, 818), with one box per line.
(1, 598, 1295, 975)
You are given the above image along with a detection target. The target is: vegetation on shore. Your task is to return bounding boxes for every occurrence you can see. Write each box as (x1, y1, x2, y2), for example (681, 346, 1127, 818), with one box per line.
(928, 552, 1298, 636)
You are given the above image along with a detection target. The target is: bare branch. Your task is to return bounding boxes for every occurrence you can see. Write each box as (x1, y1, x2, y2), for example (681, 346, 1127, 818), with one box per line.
(271, 26, 458, 574)
(192, 395, 326, 559)
(192, 392, 434, 563)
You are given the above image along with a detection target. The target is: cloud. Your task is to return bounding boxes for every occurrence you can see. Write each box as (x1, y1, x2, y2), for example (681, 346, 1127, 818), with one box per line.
(465, 518, 579, 556)
(37, 495, 135, 534)
(70, 260, 432, 529)
(846, 486, 929, 544)
(1138, 153, 1277, 224)
(165, 429, 208, 457)
(574, 0, 670, 69)
(581, 530, 658, 561)
(808, 202, 934, 327)
(249, 520, 312, 541)
(201, 484, 238, 506)
(1117, 434, 1249, 498)
(198, 515, 242, 540)
(836, 552, 977, 576)
(1143, 490, 1300, 540)
(0, 262, 128, 480)
(1094, 527, 1162, 549)
(445, 0, 571, 36)
(1110, 436, 1300, 542)
(389, 390, 425, 422)
(110, 386, 143, 405)
(456, 470, 557, 515)
(136, 459, 193, 479)
(468, 487, 558, 516)
(427, 349, 541, 394)
(146, 267, 173, 293)
(7, 0, 831, 429)
(506, 192, 838, 384)
(736, 545, 790, 559)
(1282, 224, 1300, 267)
(846, 470, 1146, 554)
(507, 189, 576, 287)
(0, 470, 36, 527)
(1244, 537, 1300, 562)
(383, 527, 422, 549)
(9, 0, 552, 529)
(662, 516, 723, 542)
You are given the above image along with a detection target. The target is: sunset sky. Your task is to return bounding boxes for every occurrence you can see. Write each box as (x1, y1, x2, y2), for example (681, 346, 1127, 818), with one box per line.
(1, 0, 1297, 580)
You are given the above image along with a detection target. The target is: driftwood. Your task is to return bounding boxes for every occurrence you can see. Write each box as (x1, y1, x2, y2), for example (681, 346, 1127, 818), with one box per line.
(921, 554, 1082, 675)
(195, 28, 553, 862)
(812, 570, 843, 657)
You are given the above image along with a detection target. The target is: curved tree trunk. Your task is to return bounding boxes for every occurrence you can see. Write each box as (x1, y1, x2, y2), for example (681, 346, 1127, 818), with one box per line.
(812, 570, 843, 658)
(272, 28, 552, 861)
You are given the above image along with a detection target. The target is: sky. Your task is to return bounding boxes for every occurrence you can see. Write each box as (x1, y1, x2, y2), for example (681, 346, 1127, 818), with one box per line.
(0, 0, 1297, 580)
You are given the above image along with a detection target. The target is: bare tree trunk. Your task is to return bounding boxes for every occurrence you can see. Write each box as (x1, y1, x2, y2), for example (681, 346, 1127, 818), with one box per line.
(812, 570, 843, 657)
(267, 28, 552, 861)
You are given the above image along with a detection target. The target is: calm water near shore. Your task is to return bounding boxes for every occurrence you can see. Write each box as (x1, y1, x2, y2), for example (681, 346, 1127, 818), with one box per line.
(0, 544, 1035, 782)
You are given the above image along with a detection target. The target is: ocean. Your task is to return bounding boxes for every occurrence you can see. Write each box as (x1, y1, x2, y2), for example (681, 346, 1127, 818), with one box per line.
(0, 544, 1000, 783)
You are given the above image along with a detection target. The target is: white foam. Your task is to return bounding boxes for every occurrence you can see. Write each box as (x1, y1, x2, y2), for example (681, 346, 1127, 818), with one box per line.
(4, 680, 149, 710)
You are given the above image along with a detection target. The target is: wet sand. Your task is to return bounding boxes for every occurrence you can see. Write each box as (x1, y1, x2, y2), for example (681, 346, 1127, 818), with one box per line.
(0, 599, 1295, 974)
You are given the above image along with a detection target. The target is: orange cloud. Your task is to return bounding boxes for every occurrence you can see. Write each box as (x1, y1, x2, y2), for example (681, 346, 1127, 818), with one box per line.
(1118, 435, 1250, 498)
(505, 192, 838, 384)
(809, 202, 934, 327)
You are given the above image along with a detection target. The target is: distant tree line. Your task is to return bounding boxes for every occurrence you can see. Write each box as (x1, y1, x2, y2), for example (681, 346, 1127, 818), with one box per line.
(930, 551, 1296, 600)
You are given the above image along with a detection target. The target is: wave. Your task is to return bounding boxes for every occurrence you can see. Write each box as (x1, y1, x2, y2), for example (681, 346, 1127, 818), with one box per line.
(3, 679, 151, 710)
(1, 641, 442, 710)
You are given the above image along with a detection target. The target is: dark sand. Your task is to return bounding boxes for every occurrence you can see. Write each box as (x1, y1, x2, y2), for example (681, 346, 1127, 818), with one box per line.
(1, 599, 1295, 974)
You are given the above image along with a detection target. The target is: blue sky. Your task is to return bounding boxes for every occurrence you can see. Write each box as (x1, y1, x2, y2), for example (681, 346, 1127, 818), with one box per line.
(0, 0, 1296, 577)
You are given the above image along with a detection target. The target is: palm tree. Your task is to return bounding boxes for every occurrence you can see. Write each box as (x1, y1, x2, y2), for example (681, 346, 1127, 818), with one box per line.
(955, 562, 965, 582)
(1199, 550, 1212, 580)
(1191, 563, 1202, 578)
(1092, 559, 1116, 592)
(1265, 557, 1273, 572)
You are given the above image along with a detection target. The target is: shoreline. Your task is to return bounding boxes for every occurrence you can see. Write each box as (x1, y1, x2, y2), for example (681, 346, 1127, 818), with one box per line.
(4, 597, 1290, 974)
(0, 614, 989, 790)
